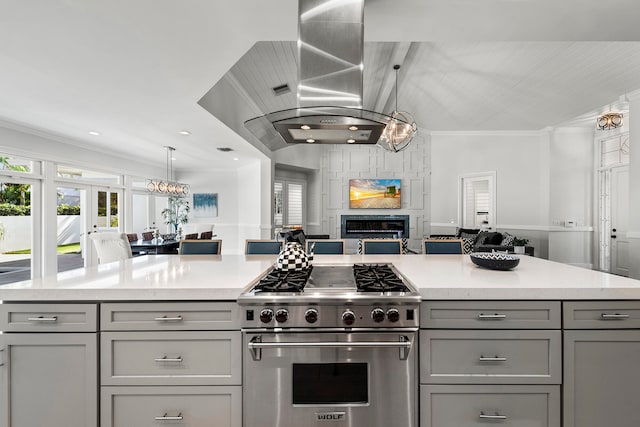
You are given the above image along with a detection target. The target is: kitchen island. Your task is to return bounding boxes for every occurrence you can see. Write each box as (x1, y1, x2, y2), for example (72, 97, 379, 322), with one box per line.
(1, 254, 640, 427)
(0, 253, 639, 301)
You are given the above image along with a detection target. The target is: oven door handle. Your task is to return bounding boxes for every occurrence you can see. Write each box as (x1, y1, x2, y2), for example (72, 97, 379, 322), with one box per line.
(247, 335, 412, 361)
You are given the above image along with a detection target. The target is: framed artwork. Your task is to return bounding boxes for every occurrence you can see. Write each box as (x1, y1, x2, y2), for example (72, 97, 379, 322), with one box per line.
(349, 179, 401, 209)
(193, 193, 218, 217)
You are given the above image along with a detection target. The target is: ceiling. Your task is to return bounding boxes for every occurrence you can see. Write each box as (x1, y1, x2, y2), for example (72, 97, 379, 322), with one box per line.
(1, 1, 640, 170)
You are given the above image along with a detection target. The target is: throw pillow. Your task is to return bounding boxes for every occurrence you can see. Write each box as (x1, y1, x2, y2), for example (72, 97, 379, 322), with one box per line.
(501, 232, 515, 246)
(456, 228, 480, 238)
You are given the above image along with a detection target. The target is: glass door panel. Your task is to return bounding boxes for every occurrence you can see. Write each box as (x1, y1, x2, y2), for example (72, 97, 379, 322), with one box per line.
(56, 186, 85, 273)
(0, 180, 32, 285)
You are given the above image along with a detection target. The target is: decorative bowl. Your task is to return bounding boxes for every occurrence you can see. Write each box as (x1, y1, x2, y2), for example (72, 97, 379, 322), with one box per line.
(470, 252, 520, 270)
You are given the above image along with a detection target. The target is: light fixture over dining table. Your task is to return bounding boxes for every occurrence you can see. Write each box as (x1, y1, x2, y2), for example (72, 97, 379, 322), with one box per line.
(147, 146, 190, 196)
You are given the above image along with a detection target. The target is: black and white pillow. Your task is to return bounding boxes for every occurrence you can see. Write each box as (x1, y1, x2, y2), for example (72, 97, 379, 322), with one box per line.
(501, 232, 515, 246)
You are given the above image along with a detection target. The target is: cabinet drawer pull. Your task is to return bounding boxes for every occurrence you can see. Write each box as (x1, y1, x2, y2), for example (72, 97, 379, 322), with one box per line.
(155, 412, 183, 421)
(479, 355, 507, 362)
(601, 313, 630, 320)
(479, 412, 507, 420)
(27, 316, 58, 322)
(154, 315, 183, 322)
(154, 356, 183, 363)
(478, 313, 507, 320)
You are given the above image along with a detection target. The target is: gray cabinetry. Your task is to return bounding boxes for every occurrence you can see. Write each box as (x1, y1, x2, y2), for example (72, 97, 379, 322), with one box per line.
(564, 328, 640, 427)
(420, 330, 561, 384)
(421, 385, 559, 427)
(101, 330, 241, 385)
(101, 302, 241, 427)
(0, 333, 97, 427)
(101, 386, 241, 427)
(420, 301, 561, 427)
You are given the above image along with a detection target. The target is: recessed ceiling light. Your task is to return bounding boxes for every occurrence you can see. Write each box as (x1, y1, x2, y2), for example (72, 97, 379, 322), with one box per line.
(301, 125, 311, 130)
(347, 138, 356, 143)
(88, 131, 100, 136)
(179, 130, 191, 136)
(306, 139, 315, 143)
(348, 126, 358, 131)
(171, 157, 177, 161)
(233, 157, 239, 161)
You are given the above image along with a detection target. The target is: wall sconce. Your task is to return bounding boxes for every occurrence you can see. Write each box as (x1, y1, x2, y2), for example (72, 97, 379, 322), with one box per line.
(597, 113, 623, 130)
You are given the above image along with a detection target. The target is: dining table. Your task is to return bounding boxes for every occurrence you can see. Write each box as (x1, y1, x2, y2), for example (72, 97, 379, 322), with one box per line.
(129, 239, 180, 255)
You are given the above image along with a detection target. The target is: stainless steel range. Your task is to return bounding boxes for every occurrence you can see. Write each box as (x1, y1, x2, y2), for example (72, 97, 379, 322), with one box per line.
(238, 263, 420, 427)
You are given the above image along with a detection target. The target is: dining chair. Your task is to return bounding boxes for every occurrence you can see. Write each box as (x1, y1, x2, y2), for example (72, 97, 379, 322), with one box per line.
(126, 233, 138, 243)
(361, 239, 403, 255)
(89, 232, 133, 264)
(306, 239, 345, 255)
(245, 240, 283, 255)
(179, 239, 222, 255)
(199, 231, 213, 240)
(423, 239, 464, 254)
(184, 233, 198, 240)
(141, 231, 154, 241)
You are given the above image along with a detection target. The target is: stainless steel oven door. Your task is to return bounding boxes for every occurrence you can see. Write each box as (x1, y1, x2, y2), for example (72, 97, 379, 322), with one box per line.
(243, 331, 417, 427)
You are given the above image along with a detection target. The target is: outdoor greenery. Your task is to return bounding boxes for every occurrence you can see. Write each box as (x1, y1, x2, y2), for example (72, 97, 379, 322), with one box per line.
(0, 156, 30, 205)
(0, 203, 81, 216)
(5, 243, 81, 255)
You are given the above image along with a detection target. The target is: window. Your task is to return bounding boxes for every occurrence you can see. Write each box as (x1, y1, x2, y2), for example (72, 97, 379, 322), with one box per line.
(273, 179, 306, 233)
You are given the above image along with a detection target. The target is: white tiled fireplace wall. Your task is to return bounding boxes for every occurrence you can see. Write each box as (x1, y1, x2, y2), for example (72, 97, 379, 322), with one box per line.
(319, 136, 431, 253)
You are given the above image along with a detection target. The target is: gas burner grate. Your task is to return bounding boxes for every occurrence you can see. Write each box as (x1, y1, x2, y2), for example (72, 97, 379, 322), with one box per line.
(253, 266, 313, 293)
(353, 264, 408, 292)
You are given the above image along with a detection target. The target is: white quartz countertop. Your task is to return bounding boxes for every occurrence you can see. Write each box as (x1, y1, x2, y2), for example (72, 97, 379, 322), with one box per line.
(1, 254, 640, 301)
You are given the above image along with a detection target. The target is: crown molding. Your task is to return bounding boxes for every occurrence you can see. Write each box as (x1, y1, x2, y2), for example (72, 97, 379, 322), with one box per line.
(427, 130, 543, 137)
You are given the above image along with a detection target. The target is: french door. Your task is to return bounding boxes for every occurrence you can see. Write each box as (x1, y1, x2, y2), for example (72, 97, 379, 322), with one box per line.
(56, 184, 122, 268)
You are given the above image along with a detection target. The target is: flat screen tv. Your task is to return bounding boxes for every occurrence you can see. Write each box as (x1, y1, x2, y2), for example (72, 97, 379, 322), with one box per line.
(349, 179, 401, 209)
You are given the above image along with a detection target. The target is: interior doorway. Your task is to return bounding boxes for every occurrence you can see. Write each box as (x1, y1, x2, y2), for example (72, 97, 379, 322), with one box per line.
(459, 172, 496, 231)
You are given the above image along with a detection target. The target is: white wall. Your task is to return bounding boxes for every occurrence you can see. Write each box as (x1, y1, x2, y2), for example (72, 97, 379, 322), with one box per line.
(320, 135, 431, 253)
(0, 124, 165, 178)
(430, 130, 596, 265)
(548, 128, 595, 268)
(628, 92, 640, 280)
(179, 159, 266, 254)
(431, 132, 550, 258)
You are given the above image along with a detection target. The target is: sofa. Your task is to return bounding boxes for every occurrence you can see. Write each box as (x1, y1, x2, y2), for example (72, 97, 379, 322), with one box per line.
(430, 228, 534, 256)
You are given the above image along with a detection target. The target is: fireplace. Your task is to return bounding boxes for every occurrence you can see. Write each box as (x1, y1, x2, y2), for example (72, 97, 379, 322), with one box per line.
(340, 215, 409, 239)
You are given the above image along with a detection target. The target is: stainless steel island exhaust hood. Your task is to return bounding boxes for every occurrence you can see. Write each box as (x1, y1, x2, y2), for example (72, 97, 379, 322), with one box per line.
(244, 0, 394, 149)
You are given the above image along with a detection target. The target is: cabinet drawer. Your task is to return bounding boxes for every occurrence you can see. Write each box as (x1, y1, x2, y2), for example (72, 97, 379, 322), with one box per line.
(101, 385, 241, 427)
(0, 303, 97, 332)
(100, 302, 239, 331)
(564, 301, 640, 329)
(420, 330, 561, 384)
(420, 385, 560, 427)
(421, 301, 561, 329)
(101, 331, 241, 385)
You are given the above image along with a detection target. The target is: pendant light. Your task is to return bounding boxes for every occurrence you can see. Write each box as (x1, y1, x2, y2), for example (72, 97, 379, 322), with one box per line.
(378, 64, 418, 152)
(147, 146, 190, 196)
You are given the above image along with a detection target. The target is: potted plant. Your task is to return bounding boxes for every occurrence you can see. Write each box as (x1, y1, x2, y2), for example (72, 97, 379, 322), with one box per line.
(512, 237, 529, 254)
(161, 196, 190, 236)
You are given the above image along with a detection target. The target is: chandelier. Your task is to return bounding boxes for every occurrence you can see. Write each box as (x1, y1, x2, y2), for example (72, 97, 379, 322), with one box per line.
(378, 64, 418, 152)
(147, 146, 190, 196)
(597, 112, 623, 130)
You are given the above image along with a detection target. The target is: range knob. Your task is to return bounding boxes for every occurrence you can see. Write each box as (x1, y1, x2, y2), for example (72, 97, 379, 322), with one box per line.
(259, 308, 274, 323)
(342, 310, 356, 326)
(371, 307, 385, 323)
(305, 308, 319, 324)
(387, 308, 400, 323)
(275, 309, 289, 323)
